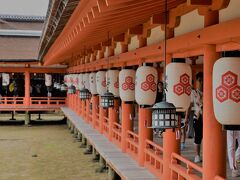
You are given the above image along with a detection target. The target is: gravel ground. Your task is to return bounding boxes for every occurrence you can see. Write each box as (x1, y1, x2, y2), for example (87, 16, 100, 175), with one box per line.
(0, 125, 108, 180)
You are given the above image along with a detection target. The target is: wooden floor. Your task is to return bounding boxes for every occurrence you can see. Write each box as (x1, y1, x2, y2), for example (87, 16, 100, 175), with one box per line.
(61, 107, 158, 180)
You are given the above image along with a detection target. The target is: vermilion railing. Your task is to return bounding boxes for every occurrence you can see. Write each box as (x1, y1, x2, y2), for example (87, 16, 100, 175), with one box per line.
(126, 130, 139, 161)
(0, 97, 25, 106)
(170, 153, 203, 180)
(95, 113, 100, 130)
(103, 116, 109, 137)
(112, 122, 122, 147)
(0, 97, 66, 107)
(214, 176, 226, 180)
(144, 139, 164, 178)
(30, 97, 66, 106)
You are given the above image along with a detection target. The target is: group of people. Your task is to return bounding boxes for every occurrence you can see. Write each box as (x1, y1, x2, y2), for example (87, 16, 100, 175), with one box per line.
(155, 72, 240, 177)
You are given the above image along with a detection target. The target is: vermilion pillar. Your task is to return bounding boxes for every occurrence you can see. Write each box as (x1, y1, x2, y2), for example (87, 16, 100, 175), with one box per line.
(202, 11, 226, 179)
(138, 107, 152, 166)
(99, 97, 107, 134)
(162, 29, 180, 179)
(24, 71, 30, 106)
(86, 99, 90, 122)
(121, 102, 133, 152)
(109, 99, 119, 141)
(91, 96, 99, 128)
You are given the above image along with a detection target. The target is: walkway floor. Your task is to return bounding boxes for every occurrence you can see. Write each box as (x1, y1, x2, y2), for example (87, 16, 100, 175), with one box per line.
(0, 125, 108, 180)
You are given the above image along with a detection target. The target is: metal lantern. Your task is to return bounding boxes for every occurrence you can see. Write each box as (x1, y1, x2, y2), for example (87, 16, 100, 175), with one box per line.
(152, 101, 178, 129)
(213, 51, 240, 130)
(80, 88, 91, 100)
(60, 84, 67, 91)
(101, 92, 115, 109)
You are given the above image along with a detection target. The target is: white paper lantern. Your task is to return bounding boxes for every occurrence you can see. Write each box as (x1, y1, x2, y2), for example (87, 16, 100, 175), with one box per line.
(96, 71, 107, 95)
(83, 73, 90, 90)
(119, 69, 135, 101)
(166, 63, 192, 111)
(45, 74, 52, 87)
(64, 75, 68, 85)
(69, 74, 74, 86)
(213, 57, 240, 126)
(107, 70, 119, 97)
(78, 74, 84, 90)
(2, 73, 10, 86)
(135, 66, 158, 106)
(89, 72, 97, 95)
(73, 74, 78, 88)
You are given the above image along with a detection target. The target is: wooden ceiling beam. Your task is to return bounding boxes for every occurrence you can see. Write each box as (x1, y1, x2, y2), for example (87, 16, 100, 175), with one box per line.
(187, 0, 212, 6)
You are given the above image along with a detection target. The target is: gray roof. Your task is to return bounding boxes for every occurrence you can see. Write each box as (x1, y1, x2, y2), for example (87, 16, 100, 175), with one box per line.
(0, 14, 45, 22)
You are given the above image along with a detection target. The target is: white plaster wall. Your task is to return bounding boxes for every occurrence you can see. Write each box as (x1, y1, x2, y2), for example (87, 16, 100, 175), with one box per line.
(175, 10, 204, 37)
(128, 35, 139, 51)
(220, 0, 240, 22)
(147, 26, 164, 46)
(114, 42, 122, 55)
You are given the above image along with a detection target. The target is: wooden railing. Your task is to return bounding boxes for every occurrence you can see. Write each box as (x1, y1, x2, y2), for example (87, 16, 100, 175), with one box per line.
(30, 97, 66, 106)
(126, 130, 139, 161)
(0, 97, 25, 106)
(170, 153, 203, 180)
(144, 139, 164, 178)
(95, 113, 100, 129)
(112, 122, 122, 147)
(103, 116, 109, 137)
(214, 176, 226, 180)
(0, 97, 66, 108)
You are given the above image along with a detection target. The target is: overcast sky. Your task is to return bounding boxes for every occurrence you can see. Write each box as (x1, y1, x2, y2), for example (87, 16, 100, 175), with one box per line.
(0, 0, 49, 16)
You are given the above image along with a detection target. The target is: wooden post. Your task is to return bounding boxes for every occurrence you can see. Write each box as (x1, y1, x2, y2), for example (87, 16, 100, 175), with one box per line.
(99, 97, 107, 134)
(162, 29, 180, 180)
(24, 70, 30, 106)
(91, 95, 99, 128)
(109, 99, 119, 141)
(86, 99, 90, 122)
(138, 107, 152, 166)
(121, 102, 133, 152)
(202, 11, 226, 179)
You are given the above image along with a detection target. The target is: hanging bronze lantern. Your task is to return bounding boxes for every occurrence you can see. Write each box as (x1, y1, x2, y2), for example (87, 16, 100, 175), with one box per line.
(101, 92, 115, 109)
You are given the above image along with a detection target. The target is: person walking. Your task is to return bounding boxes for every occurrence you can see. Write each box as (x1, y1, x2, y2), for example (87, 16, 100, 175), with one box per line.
(227, 130, 240, 177)
(189, 72, 203, 163)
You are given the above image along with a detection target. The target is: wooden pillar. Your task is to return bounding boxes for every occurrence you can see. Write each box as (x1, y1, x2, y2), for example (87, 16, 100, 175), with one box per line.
(109, 99, 119, 141)
(138, 107, 152, 166)
(162, 29, 180, 178)
(121, 102, 134, 152)
(81, 99, 85, 119)
(86, 99, 90, 122)
(99, 97, 107, 134)
(24, 71, 30, 106)
(77, 91, 81, 116)
(202, 11, 226, 179)
(91, 95, 99, 128)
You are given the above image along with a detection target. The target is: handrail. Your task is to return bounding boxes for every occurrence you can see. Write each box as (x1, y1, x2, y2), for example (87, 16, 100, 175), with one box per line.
(214, 176, 226, 180)
(144, 139, 164, 178)
(170, 152, 203, 180)
(0, 96, 66, 107)
(126, 130, 139, 161)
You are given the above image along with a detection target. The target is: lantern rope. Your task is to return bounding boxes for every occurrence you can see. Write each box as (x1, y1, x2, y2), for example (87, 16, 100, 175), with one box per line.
(163, 0, 168, 102)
